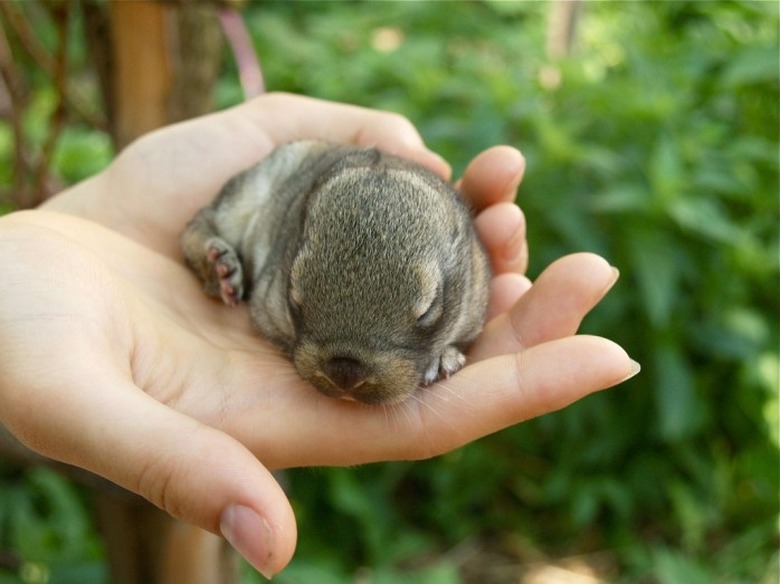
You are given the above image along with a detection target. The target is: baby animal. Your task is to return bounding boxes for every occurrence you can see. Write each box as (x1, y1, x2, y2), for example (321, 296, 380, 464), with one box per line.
(182, 140, 490, 405)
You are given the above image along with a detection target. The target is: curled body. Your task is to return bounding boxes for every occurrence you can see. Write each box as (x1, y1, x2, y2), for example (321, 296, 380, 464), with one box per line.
(182, 140, 490, 405)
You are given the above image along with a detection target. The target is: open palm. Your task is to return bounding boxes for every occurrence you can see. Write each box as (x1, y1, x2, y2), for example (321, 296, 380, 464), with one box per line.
(0, 94, 637, 576)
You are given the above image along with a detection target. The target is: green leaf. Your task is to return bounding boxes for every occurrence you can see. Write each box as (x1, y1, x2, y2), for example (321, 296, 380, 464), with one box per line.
(628, 227, 681, 328)
(649, 134, 686, 205)
(667, 196, 744, 243)
(655, 342, 702, 442)
(668, 481, 708, 551)
(275, 560, 349, 584)
(372, 563, 461, 584)
(53, 130, 113, 185)
(720, 45, 780, 88)
(591, 184, 652, 214)
(652, 547, 712, 584)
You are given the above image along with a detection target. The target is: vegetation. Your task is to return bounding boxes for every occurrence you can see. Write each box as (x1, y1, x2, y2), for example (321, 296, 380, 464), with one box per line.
(1, 1, 778, 583)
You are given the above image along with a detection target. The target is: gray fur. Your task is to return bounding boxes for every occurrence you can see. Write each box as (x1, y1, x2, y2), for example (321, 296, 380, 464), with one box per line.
(182, 140, 490, 405)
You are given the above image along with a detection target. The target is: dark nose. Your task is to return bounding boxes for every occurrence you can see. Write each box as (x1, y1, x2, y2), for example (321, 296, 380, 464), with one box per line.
(322, 357, 367, 391)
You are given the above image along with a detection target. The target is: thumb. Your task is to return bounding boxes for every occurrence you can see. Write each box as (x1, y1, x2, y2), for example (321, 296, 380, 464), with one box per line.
(2, 367, 296, 578)
(0, 215, 295, 576)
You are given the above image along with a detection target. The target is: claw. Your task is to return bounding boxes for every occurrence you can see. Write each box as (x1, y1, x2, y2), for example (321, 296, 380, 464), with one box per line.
(205, 238, 244, 306)
(220, 280, 239, 307)
(422, 346, 466, 386)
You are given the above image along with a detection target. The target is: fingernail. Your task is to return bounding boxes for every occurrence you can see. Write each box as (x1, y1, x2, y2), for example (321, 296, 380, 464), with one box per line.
(604, 266, 621, 293)
(220, 504, 276, 579)
(623, 359, 642, 382)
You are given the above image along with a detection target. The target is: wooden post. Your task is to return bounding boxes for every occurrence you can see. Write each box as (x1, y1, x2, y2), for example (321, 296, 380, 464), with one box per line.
(546, 0, 583, 60)
(96, 3, 232, 583)
(107, 0, 222, 150)
(2, 1, 233, 582)
(110, 1, 171, 149)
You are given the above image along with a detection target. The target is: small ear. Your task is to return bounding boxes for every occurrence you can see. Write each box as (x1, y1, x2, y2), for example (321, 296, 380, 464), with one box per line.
(414, 261, 442, 323)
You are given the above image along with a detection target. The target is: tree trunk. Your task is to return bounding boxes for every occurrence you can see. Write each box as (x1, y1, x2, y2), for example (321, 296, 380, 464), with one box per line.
(546, 0, 583, 60)
(90, 0, 223, 150)
(93, 3, 232, 582)
(1, 2, 235, 583)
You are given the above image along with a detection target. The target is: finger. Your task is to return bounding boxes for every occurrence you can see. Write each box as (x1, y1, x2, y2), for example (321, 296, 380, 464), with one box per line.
(456, 145, 526, 211)
(486, 272, 531, 321)
(263, 335, 637, 467)
(1, 361, 296, 578)
(406, 336, 639, 458)
(469, 253, 620, 361)
(215, 254, 619, 469)
(47, 92, 452, 238)
(245, 92, 452, 179)
(474, 202, 528, 275)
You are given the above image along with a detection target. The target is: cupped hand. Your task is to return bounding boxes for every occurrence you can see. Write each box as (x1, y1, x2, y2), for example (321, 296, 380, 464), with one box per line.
(0, 93, 638, 576)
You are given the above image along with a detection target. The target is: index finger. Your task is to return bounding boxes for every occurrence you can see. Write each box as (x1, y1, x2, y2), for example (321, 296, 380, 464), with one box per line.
(245, 92, 452, 179)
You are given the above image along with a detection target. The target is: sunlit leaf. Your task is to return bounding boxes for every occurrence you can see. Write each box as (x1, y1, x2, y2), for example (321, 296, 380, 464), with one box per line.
(1, 2, 777, 582)
(721, 45, 780, 87)
(652, 547, 712, 584)
(52, 130, 113, 185)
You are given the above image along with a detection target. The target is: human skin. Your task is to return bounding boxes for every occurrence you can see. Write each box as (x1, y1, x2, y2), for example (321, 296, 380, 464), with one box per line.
(0, 93, 638, 577)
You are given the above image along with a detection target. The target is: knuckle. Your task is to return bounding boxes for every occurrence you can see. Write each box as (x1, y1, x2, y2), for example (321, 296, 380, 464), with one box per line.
(135, 448, 185, 519)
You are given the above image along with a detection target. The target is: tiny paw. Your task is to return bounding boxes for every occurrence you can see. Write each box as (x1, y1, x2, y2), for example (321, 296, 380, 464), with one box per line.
(205, 238, 244, 306)
(422, 346, 466, 386)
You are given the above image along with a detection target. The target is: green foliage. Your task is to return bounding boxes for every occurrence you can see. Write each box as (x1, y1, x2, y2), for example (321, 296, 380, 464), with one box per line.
(1, 1, 778, 582)
(241, 1, 779, 580)
(0, 464, 106, 584)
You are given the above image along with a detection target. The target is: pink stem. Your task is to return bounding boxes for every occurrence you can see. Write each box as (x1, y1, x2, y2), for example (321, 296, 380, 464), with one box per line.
(219, 8, 265, 99)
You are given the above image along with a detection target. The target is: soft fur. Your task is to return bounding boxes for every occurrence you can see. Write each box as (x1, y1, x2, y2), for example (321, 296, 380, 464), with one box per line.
(182, 140, 490, 405)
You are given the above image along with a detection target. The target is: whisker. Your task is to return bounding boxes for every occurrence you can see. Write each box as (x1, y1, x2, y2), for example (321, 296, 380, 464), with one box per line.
(381, 402, 391, 429)
(408, 390, 452, 428)
(426, 379, 471, 408)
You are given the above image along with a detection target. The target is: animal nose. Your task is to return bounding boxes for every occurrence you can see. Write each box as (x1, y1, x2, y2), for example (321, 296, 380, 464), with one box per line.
(322, 357, 367, 391)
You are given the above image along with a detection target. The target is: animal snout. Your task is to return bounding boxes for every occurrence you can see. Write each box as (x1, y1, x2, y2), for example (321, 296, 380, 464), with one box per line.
(294, 342, 420, 405)
(322, 357, 367, 391)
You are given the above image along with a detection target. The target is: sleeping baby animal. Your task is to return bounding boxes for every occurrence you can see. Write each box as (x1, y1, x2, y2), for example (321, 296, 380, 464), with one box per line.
(182, 140, 490, 405)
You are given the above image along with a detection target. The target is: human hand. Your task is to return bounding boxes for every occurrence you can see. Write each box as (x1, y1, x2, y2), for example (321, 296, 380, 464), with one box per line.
(0, 94, 638, 577)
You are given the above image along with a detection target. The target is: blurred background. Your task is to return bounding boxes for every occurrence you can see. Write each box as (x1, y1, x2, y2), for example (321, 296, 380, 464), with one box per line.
(0, 1, 777, 583)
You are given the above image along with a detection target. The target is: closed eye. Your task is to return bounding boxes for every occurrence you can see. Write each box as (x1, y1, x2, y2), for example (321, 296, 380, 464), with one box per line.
(417, 303, 442, 327)
(414, 261, 443, 326)
(415, 296, 442, 327)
